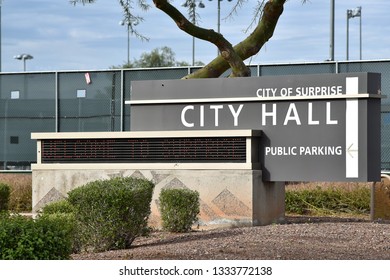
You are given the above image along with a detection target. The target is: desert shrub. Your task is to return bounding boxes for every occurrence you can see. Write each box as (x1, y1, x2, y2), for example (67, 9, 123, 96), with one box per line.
(0, 183, 11, 212)
(285, 186, 370, 215)
(67, 177, 154, 252)
(38, 200, 78, 252)
(40, 199, 75, 215)
(0, 214, 74, 260)
(159, 188, 200, 232)
(0, 210, 9, 220)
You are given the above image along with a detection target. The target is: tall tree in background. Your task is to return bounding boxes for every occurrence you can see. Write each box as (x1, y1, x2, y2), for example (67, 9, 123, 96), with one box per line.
(112, 46, 203, 68)
(70, 0, 288, 78)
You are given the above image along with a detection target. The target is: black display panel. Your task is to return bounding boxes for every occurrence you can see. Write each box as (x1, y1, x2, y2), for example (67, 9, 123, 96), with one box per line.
(41, 137, 246, 163)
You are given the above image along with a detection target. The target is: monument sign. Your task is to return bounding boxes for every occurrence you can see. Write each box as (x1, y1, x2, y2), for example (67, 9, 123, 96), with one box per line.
(128, 73, 382, 182)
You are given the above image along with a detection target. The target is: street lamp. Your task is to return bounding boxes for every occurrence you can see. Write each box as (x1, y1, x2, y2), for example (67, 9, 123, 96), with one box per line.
(0, 0, 3, 72)
(208, 0, 233, 55)
(183, 1, 205, 65)
(208, 0, 233, 34)
(13, 54, 33, 71)
(346, 6, 362, 60)
(329, 0, 334, 61)
(119, 19, 138, 67)
(119, 0, 139, 67)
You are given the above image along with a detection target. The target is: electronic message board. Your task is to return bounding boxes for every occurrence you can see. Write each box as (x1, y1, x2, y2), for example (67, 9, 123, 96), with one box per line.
(39, 137, 247, 163)
(127, 73, 382, 182)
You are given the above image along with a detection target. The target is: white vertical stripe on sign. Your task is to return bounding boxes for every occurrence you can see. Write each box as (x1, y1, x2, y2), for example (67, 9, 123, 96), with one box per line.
(345, 77, 359, 178)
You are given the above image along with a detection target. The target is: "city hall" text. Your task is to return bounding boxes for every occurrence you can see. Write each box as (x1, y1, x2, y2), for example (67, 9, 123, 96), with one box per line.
(180, 102, 338, 127)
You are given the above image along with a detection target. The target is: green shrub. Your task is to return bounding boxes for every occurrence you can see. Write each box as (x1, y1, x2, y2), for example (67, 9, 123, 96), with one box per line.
(0, 183, 11, 212)
(67, 176, 154, 252)
(38, 200, 78, 252)
(40, 199, 75, 215)
(285, 186, 370, 215)
(0, 214, 74, 260)
(0, 211, 10, 220)
(159, 188, 200, 233)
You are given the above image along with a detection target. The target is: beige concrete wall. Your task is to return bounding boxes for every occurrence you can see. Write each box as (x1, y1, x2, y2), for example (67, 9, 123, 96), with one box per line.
(32, 168, 285, 228)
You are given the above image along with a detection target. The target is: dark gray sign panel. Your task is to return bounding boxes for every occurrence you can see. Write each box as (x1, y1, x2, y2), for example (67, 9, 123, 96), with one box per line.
(128, 73, 382, 182)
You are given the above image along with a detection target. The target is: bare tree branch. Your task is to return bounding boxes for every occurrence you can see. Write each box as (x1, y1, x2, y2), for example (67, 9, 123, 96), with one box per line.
(153, 0, 251, 77)
(70, 0, 290, 79)
(185, 0, 286, 78)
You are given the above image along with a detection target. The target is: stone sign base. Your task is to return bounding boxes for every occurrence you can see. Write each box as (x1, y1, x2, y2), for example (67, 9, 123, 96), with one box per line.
(32, 168, 285, 228)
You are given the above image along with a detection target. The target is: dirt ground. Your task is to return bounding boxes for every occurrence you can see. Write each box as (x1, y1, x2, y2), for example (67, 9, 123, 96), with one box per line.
(72, 216, 390, 260)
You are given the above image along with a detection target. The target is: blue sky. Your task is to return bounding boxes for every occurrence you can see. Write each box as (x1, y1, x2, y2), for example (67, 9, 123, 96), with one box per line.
(1, 0, 389, 72)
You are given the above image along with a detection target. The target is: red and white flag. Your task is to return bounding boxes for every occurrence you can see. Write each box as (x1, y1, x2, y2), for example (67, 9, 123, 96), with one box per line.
(85, 72, 91, 84)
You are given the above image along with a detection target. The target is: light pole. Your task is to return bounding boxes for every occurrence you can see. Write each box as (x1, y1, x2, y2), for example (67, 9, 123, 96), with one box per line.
(13, 54, 33, 71)
(0, 0, 3, 72)
(346, 6, 362, 60)
(119, 19, 138, 67)
(119, 20, 131, 67)
(184, 1, 205, 65)
(119, 1, 138, 67)
(208, 0, 233, 55)
(213, 0, 233, 33)
(329, 0, 334, 61)
(217, 0, 221, 34)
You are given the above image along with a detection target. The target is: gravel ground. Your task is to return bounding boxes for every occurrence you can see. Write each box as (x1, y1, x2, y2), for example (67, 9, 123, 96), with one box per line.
(72, 216, 390, 260)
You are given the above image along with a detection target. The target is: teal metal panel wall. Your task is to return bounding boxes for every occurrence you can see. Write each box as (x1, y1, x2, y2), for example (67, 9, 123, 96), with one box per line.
(1, 61, 389, 170)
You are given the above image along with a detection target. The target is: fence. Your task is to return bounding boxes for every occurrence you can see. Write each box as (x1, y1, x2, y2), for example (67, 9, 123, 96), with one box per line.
(1, 59, 389, 171)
